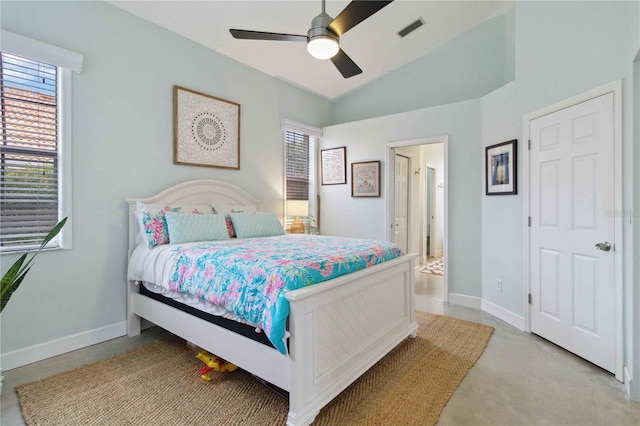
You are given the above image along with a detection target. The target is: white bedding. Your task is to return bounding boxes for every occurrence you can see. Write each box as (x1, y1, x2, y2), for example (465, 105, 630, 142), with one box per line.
(128, 241, 258, 326)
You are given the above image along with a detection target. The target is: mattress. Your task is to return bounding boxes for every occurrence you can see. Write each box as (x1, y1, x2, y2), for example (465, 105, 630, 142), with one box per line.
(129, 241, 255, 324)
(138, 283, 274, 348)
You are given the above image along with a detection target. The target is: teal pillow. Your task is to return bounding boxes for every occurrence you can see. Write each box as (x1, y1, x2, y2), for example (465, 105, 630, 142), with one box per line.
(165, 212, 229, 244)
(229, 212, 285, 238)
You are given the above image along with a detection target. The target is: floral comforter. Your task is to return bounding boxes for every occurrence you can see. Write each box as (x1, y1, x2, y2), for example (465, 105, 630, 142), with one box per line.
(167, 234, 403, 353)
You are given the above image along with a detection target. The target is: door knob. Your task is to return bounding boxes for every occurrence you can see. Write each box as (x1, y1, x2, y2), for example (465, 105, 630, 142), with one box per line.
(595, 241, 612, 252)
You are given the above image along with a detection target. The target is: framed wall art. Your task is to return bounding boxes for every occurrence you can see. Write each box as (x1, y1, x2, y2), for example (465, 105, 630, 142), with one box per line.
(485, 139, 517, 195)
(321, 146, 347, 185)
(173, 85, 240, 169)
(351, 160, 380, 197)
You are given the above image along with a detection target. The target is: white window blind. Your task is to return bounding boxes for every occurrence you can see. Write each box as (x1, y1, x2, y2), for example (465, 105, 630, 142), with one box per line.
(1, 52, 59, 249)
(285, 129, 310, 202)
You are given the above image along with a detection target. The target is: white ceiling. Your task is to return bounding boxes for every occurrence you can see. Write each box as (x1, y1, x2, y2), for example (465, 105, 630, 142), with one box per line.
(110, 1, 512, 100)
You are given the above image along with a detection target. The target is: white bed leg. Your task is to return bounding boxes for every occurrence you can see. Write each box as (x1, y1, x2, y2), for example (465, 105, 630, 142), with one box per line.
(286, 410, 318, 426)
(409, 330, 418, 338)
(127, 281, 141, 336)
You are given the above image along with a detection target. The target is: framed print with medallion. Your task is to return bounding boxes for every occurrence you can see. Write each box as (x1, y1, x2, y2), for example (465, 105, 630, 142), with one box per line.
(173, 86, 240, 169)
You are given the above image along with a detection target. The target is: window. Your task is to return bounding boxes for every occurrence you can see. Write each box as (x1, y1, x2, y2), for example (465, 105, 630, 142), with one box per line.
(282, 120, 321, 233)
(0, 31, 82, 252)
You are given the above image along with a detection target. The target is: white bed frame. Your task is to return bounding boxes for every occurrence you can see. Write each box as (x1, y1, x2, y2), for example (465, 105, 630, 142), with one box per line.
(126, 179, 417, 425)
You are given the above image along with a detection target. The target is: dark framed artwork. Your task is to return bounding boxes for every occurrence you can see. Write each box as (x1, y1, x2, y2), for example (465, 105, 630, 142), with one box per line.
(321, 146, 347, 185)
(173, 85, 240, 169)
(486, 139, 517, 195)
(351, 160, 380, 197)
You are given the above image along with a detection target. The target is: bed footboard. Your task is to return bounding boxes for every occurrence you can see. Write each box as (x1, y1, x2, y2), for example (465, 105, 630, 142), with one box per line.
(285, 254, 417, 425)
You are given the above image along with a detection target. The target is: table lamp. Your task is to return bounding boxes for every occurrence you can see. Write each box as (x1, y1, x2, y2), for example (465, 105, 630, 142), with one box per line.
(288, 200, 308, 234)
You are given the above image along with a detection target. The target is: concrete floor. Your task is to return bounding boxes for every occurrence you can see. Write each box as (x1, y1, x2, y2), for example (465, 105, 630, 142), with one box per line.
(1, 269, 639, 425)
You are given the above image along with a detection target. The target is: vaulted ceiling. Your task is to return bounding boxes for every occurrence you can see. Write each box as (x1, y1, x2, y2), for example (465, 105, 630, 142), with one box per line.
(110, 1, 513, 100)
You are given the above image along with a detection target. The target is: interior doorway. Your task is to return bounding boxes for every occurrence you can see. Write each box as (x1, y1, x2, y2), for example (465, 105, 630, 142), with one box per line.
(386, 136, 448, 303)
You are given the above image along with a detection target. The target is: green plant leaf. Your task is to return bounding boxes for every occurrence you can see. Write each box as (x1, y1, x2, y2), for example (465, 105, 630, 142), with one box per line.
(1, 217, 67, 314)
(1, 266, 30, 313)
(20, 217, 68, 276)
(1, 253, 27, 296)
(41, 217, 67, 248)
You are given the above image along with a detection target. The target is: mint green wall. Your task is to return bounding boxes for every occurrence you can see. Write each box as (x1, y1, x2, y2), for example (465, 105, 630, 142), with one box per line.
(0, 1, 332, 354)
(333, 12, 515, 125)
(482, 0, 638, 397)
(323, 1, 639, 399)
(321, 99, 483, 298)
(483, 1, 638, 311)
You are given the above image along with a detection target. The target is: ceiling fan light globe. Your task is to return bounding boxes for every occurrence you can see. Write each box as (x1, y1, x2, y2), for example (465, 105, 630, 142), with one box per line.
(307, 36, 339, 60)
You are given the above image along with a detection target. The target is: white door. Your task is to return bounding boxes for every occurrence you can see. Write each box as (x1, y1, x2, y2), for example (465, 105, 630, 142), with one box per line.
(530, 92, 615, 372)
(393, 154, 409, 253)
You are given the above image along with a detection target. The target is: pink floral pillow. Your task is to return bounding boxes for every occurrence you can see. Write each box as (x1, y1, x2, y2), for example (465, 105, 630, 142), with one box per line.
(223, 209, 251, 238)
(225, 214, 236, 238)
(137, 202, 213, 248)
(212, 205, 257, 238)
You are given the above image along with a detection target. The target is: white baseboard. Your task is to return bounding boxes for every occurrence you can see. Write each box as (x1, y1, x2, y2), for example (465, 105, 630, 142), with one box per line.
(481, 299, 525, 331)
(447, 294, 525, 331)
(448, 293, 481, 309)
(1, 321, 126, 371)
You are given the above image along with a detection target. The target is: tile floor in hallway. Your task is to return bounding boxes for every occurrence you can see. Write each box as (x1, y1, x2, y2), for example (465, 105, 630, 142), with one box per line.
(1, 269, 639, 425)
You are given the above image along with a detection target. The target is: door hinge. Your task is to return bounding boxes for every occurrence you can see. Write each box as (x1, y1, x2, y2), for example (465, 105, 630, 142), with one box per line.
(528, 139, 531, 150)
(528, 293, 532, 304)
(528, 217, 532, 227)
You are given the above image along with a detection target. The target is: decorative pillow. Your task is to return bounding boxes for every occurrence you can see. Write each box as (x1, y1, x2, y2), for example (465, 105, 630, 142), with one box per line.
(229, 212, 285, 239)
(224, 214, 236, 238)
(137, 202, 214, 248)
(164, 212, 229, 244)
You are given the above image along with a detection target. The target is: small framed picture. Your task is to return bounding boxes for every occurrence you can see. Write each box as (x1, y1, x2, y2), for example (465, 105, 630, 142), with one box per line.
(321, 147, 347, 185)
(486, 139, 517, 195)
(351, 161, 380, 197)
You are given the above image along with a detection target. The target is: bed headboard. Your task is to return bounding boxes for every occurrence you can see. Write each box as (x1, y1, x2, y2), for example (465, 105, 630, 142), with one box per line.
(126, 179, 261, 255)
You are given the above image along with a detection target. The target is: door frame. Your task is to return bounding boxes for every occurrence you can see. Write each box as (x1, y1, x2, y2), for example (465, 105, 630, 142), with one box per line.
(522, 80, 623, 381)
(386, 136, 449, 302)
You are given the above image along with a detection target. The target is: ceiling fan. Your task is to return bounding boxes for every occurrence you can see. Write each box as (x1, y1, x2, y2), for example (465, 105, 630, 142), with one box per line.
(229, 0, 394, 78)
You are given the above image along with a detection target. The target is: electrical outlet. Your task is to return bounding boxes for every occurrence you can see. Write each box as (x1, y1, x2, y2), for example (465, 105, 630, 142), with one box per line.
(496, 279, 503, 292)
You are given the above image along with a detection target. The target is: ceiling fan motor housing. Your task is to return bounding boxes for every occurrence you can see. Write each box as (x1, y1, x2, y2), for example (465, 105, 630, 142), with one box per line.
(307, 12, 339, 45)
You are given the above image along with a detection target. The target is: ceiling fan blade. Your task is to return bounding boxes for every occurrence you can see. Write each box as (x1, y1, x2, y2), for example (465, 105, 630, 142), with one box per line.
(328, 0, 394, 37)
(229, 29, 307, 42)
(330, 48, 362, 78)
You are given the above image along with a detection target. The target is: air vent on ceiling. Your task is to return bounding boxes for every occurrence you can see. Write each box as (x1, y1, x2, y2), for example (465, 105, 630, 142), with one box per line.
(398, 18, 425, 38)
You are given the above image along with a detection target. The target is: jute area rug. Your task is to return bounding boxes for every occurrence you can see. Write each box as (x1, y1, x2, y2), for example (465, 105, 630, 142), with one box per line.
(17, 312, 493, 426)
